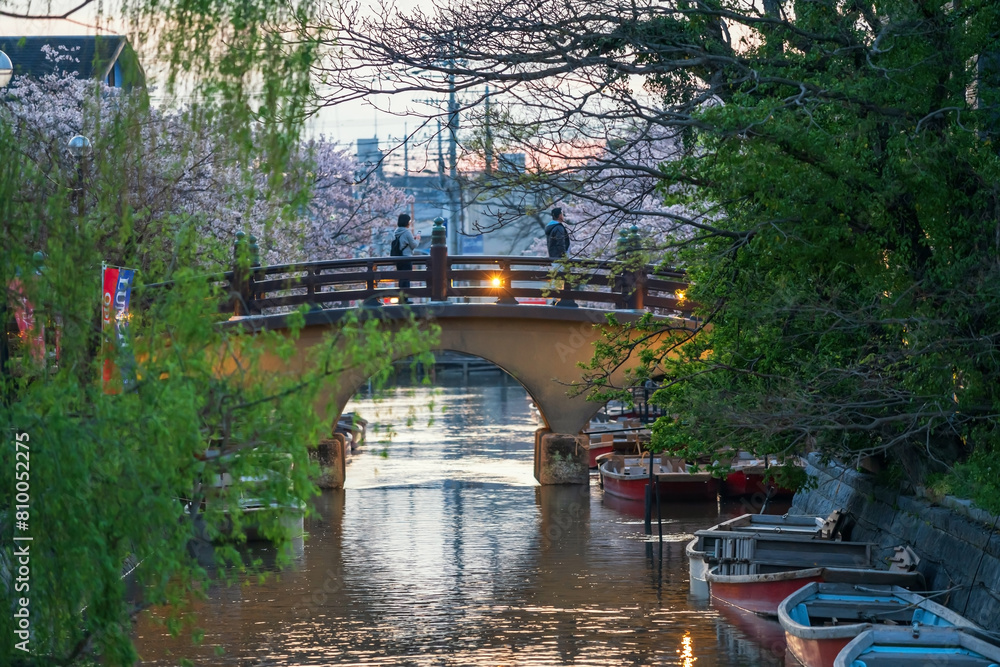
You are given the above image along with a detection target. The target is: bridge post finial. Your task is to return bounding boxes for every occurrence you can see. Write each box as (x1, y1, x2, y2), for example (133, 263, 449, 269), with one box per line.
(628, 225, 646, 311)
(430, 218, 449, 302)
(247, 234, 261, 315)
(231, 230, 250, 317)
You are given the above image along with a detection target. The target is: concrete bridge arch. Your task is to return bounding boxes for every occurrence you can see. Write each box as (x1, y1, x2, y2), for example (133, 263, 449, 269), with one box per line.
(246, 303, 694, 483)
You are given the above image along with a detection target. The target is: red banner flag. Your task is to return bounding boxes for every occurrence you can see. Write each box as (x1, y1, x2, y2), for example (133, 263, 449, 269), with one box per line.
(102, 266, 120, 392)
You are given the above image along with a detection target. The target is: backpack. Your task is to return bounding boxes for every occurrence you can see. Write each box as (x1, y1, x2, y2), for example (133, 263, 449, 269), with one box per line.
(390, 233, 403, 256)
(545, 222, 569, 255)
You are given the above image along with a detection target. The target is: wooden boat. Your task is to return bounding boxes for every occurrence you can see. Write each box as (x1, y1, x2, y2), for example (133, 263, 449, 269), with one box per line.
(708, 566, 926, 617)
(584, 423, 647, 467)
(220, 498, 305, 542)
(336, 412, 367, 452)
(687, 511, 854, 597)
(720, 453, 801, 499)
(778, 582, 980, 667)
(833, 626, 1000, 667)
(598, 453, 718, 501)
(713, 596, 789, 655)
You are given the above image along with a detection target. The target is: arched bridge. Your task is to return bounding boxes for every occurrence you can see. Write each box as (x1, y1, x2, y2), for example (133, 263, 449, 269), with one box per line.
(218, 229, 695, 484)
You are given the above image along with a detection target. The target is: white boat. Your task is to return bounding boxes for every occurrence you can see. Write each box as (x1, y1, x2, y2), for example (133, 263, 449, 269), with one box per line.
(687, 511, 851, 598)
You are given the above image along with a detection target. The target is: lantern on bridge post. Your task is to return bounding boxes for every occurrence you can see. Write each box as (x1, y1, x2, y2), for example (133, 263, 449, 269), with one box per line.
(494, 260, 517, 305)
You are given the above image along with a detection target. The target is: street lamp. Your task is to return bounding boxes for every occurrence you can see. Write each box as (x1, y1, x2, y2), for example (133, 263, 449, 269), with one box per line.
(68, 134, 92, 218)
(68, 134, 93, 158)
(0, 50, 12, 88)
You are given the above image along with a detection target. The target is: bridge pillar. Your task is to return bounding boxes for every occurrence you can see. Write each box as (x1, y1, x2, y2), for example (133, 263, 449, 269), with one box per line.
(430, 218, 449, 302)
(312, 433, 347, 489)
(536, 430, 589, 485)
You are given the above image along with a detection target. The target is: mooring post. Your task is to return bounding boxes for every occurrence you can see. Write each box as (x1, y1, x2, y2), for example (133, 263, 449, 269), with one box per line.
(430, 217, 449, 302)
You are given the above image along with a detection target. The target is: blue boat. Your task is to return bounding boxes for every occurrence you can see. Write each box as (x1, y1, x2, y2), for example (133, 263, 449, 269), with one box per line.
(779, 582, 980, 667)
(834, 626, 1000, 667)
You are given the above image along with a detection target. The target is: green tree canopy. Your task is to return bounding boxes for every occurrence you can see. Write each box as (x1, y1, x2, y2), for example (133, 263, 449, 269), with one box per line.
(318, 0, 1000, 507)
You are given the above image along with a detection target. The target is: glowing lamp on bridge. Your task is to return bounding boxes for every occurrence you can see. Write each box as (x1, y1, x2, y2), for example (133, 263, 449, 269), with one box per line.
(491, 275, 502, 288)
(675, 289, 687, 303)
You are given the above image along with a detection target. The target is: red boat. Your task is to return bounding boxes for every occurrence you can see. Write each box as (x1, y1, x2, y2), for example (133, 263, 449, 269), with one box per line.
(585, 436, 616, 468)
(707, 566, 926, 617)
(584, 422, 648, 468)
(598, 454, 719, 501)
(719, 454, 802, 498)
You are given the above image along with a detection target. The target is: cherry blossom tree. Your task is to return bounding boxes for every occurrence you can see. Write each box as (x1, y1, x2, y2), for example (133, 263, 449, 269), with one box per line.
(1, 59, 410, 272)
(523, 125, 698, 260)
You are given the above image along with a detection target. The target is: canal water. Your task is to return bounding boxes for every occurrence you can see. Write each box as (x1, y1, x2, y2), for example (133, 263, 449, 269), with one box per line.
(134, 375, 794, 666)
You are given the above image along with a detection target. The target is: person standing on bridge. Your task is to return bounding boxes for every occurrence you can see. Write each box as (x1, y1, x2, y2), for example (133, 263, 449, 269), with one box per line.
(545, 208, 570, 258)
(390, 213, 418, 302)
(544, 208, 575, 306)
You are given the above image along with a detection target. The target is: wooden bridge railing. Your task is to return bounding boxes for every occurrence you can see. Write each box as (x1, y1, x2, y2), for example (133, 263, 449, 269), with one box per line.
(224, 221, 692, 317)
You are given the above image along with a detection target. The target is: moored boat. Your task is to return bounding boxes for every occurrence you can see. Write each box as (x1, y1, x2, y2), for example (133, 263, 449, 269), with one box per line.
(708, 566, 926, 617)
(720, 453, 802, 499)
(585, 436, 616, 468)
(598, 453, 718, 501)
(778, 582, 980, 667)
(833, 626, 1000, 667)
(687, 511, 853, 597)
(584, 420, 648, 467)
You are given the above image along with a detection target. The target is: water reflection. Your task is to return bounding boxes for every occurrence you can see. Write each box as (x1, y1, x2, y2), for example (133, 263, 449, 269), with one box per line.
(134, 378, 788, 666)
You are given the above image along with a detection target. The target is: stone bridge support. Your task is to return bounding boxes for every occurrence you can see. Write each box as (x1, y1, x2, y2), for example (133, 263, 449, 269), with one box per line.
(534, 429, 589, 485)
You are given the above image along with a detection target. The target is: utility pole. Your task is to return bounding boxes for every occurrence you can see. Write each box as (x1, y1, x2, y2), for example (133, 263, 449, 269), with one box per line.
(484, 85, 493, 176)
(437, 120, 445, 189)
(447, 67, 460, 255)
(403, 124, 409, 191)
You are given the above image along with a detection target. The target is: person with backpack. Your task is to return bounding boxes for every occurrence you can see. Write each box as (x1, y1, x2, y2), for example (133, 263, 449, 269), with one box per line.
(544, 207, 570, 258)
(543, 207, 576, 306)
(390, 213, 418, 301)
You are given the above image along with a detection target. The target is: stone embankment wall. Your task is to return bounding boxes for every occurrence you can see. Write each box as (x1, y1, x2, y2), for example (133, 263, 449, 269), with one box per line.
(791, 453, 1000, 632)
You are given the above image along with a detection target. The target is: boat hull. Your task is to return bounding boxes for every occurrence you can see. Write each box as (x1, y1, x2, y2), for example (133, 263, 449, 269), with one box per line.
(687, 538, 710, 599)
(710, 568, 827, 616)
(600, 471, 718, 501)
(785, 633, 853, 667)
(708, 567, 926, 617)
(586, 441, 615, 468)
(779, 582, 979, 667)
(600, 472, 653, 501)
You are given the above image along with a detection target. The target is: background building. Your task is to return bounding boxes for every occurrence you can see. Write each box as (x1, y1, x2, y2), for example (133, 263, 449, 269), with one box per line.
(0, 35, 145, 90)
